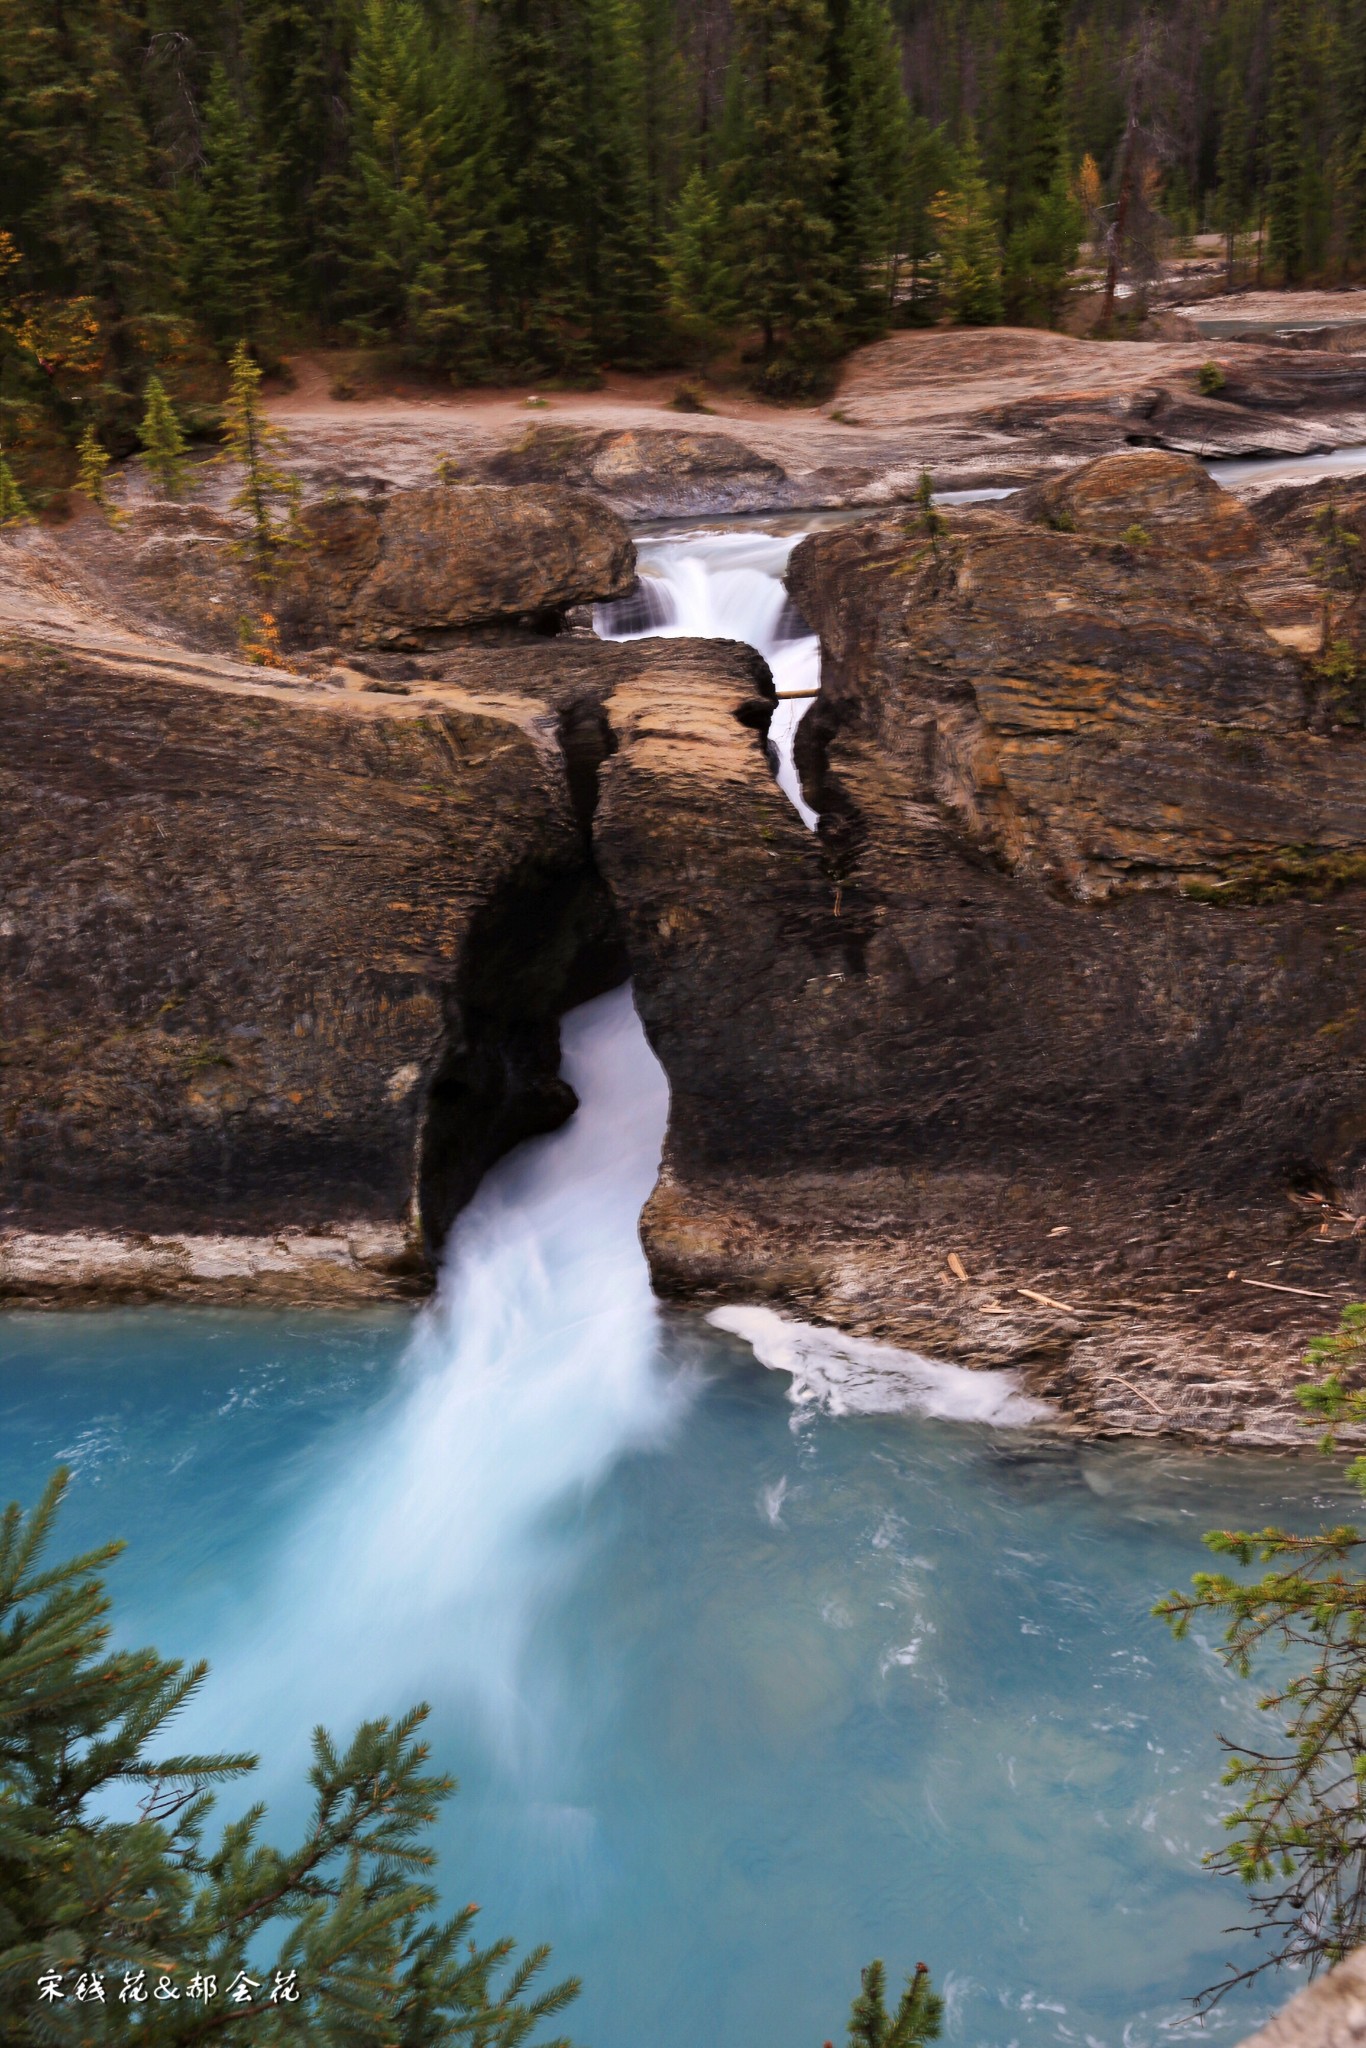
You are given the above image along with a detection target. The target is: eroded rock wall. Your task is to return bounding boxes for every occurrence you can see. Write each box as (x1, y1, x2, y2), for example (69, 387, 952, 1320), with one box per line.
(0, 636, 620, 1301)
(590, 457, 1366, 1440)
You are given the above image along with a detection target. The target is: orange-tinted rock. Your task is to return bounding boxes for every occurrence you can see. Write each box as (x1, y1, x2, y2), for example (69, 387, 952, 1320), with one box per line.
(1012, 449, 1264, 568)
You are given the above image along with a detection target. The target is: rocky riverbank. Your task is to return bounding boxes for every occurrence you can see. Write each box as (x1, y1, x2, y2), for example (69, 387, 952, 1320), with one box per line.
(224, 324, 1366, 522)
(1, 449, 1363, 1442)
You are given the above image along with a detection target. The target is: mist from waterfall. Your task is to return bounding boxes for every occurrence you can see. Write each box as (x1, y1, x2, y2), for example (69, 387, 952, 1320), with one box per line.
(595, 529, 821, 828)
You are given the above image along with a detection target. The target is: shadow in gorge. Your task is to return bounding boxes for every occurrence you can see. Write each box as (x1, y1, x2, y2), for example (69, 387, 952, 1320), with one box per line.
(417, 857, 628, 1262)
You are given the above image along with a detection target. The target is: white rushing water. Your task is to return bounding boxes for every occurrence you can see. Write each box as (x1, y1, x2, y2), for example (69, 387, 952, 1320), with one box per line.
(595, 530, 821, 829)
(195, 987, 687, 1768)
(1207, 442, 1366, 490)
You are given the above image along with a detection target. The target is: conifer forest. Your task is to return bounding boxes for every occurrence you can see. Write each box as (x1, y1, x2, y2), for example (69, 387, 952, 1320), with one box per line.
(3, 0, 1366, 484)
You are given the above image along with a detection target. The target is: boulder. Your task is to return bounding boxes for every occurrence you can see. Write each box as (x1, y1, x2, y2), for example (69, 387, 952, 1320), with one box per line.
(281, 483, 636, 645)
(17, 486, 636, 658)
(486, 425, 791, 518)
(1011, 448, 1264, 569)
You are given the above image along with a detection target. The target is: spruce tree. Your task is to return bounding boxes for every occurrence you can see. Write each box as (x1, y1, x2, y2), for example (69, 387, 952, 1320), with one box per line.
(902, 117, 953, 323)
(138, 374, 188, 497)
(239, 0, 357, 325)
(1267, 0, 1308, 282)
(826, 0, 914, 338)
(74, 421, 111, 510)
(663, 168, 740, 373)
(932, 130, 1005, 325)
(1000, 0, 1079, 325)
(990, 0, 1043, 247)
(486, 0, 594, 377)
(1215, 64, 1251, 285)
(0, 453, 31, 528)
(1005, 147, 1082, 326)
(1157, 1305, 1366, 2005)
(0, 0, 171, 384)
(728, 0, 849, 375)
(181, 63, 282, 349)
(1342, 0, 1366, 270)
(0, 1469, 581, 2043)
(216, 340, 299, 581)
(581, 0, 663, 367)
(847, 1958, 944, 2048)
(339, 0, 494, 377)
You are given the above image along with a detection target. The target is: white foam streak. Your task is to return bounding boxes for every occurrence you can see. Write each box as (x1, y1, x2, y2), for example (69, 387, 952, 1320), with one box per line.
(596, 530, 821, 829)
(709, 1303, 1051, 1425)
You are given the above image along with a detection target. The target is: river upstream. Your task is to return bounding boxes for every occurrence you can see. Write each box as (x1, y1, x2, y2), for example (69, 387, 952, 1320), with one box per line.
(2, 499, 1362, 2046)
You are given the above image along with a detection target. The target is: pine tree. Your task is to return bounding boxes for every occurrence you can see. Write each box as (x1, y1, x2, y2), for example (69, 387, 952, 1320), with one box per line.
(0, 0, 172, 384)
(932, 130, 1004, 325)
(0, 453, 31, 528)
(339, 0, 494, 377)
(728, 0, 849, 375)
(1267, 0, 1308, 282)
(581, 0, 663, 366)
(847, 1958, 945, 2048)
(75, 421, 111, 509)
(0, 1469, 581, 2041)
(181, 63, 282, 348)
(138, 373, 188, 496)
(486, 0, 594, 377)
(216, 340, 299, 581)
(663, 168, 740, 372)
(826, 0, 913, 338)
(1215, 64, 1251, 284)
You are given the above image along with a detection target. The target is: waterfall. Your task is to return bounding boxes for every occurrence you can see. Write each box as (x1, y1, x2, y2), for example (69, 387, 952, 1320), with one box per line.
(595, 530, 821, 829)
(188, 986, 686, 1771)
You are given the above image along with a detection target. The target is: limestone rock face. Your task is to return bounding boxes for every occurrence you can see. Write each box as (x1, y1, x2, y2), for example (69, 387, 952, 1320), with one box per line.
(283, 484, 635, 645)
(0, 637, 621, 1293)
(590, 477, 1366, 1441)
(789, 506, 1363, 899)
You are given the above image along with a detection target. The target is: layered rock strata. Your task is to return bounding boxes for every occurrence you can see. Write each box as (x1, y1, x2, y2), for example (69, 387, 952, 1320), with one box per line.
(4, 453, 1364, 1443)
(0, 625, 771, 1306)
(589, 453, 1366, 1442)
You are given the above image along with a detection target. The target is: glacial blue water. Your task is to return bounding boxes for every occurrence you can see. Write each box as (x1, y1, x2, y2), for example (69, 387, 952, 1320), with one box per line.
(0, 987, 1355, 2048)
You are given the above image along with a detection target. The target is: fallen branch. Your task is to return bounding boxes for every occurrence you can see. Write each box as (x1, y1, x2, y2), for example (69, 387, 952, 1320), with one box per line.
(1240, 1278, 1342, 1301)
(1107, 1373, 1166, 1417)
(1018, 1286, 1090, 1315)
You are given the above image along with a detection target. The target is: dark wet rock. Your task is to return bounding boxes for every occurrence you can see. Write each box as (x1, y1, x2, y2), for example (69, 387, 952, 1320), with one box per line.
(484, 425, 791, 518)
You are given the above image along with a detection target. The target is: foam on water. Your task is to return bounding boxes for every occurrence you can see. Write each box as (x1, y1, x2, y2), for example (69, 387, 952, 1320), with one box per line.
(596, 529, 821, 828)
(708, 1303, 1052, 1424)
